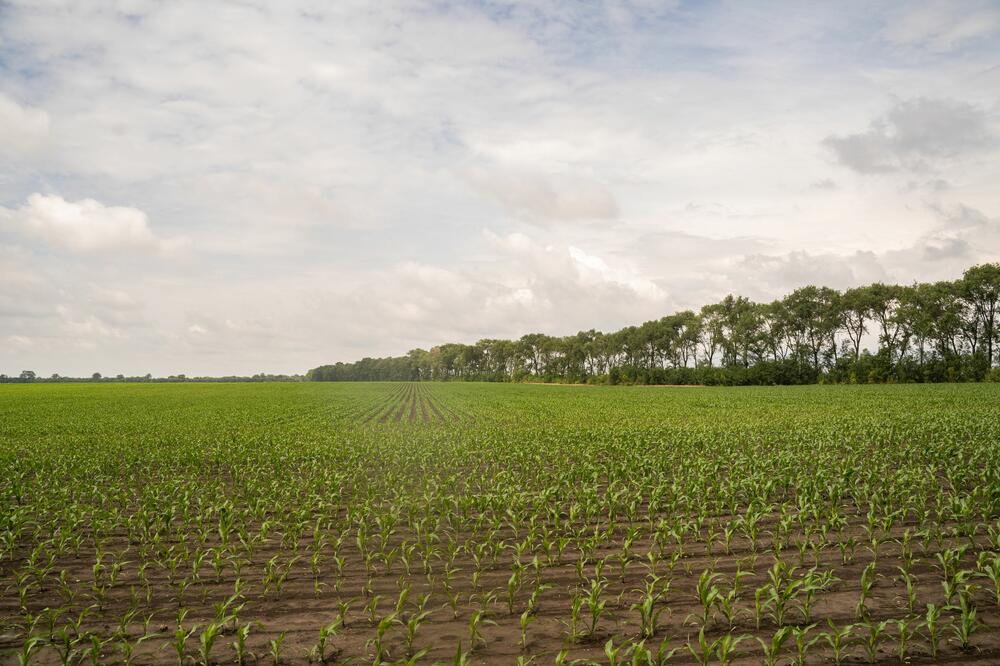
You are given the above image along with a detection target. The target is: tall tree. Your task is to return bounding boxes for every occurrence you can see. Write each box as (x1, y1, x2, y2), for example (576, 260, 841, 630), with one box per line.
(308, 262, 1000, 385)
(866, 283, 909, 367)
(698, 304, 724, 367)
(962, 264, 1000, 367)
(783, 286, 840, 369)
(839, 286, 871, 360)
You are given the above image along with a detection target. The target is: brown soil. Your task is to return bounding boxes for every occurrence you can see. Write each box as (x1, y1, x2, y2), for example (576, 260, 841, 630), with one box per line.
(5, 509, 1000, 665)
(3, 384, 998, 665)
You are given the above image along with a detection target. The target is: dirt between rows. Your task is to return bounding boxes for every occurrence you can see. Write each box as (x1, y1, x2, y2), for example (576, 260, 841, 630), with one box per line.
(4, 512, 1000, 665)
(354, 384, 464, 425)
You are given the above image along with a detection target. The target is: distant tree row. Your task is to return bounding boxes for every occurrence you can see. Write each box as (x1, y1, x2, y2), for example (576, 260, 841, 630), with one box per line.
(1, 372, 304, 384)
(308, 263, 1000, 385)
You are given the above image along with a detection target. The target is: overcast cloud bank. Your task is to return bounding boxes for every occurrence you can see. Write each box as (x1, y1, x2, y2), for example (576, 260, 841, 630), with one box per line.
(2, 1, 999, 376)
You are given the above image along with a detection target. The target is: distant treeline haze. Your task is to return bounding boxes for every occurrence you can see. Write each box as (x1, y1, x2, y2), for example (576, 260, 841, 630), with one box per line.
(308, 263, 1000, 385)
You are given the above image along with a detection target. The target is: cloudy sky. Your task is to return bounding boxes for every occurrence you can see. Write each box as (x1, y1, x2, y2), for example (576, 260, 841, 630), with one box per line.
(2, 1, 1000, 376)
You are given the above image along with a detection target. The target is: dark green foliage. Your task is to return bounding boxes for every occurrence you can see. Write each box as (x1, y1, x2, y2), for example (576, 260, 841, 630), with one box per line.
(310, 263, 1000, 386)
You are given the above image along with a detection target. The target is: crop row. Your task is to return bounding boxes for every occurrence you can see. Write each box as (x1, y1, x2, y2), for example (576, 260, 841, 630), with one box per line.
(2, 382, 1000, 664)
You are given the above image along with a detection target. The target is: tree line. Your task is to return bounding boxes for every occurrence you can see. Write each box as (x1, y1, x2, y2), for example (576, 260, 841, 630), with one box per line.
(310, 262, 1000, 385)
(2, 372, 304, 384)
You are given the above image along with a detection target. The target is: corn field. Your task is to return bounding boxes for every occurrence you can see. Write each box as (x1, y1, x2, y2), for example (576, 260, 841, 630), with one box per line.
(3, 381, 1000, 664)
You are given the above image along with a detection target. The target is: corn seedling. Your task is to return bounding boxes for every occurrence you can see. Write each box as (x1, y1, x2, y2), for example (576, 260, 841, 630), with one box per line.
(468, 610, 495, 651)
(755, 626, 791, 666)
(231, 622, 254, 665)
(948, 593, 984, 651)
(856, 618, 889, 665)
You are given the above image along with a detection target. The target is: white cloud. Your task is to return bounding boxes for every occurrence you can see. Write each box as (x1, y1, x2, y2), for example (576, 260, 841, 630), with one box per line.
(59, 312, 127, 344)
(823, 98, 997, 174)
(810, 178, 839, 191)
(89, 286, 139, 311)
(1, 194, 187, 253)
(2, 2, 1000, 375)
(465, 165, 619, 222)
(568, 246, 663, 300)
(884, 1, 1000, 52)
(5, 335, 34, 349)
(0, 93, 49, 159)
(729, 203, 1000, 299)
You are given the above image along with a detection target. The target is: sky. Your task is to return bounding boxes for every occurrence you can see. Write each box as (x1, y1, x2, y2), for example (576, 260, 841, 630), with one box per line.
(2, 0, 1000, 377)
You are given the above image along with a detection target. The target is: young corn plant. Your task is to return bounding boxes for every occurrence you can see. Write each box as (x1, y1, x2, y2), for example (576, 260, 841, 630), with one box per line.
(921, 603, 944, 659)
(451, 642, 471, 666)
(688, 570, 722, 629)
(894, 617, 915, 663)
(603, 637, 635, 666)
(820, 619, 852, 666)
(83, 633, 110, 666)
(629, 634, 680, 666)
(526, 582, 551, 615)
(367, 612, 398, 664)
(948, 593, 984, 652)
(311, 619, 340, 663)
(121, 630, 157, 666)
(197, 622, 224, 666)
(753, 585, 767, 630)
(798, 568, 837, 623)
(856, 618, 889, 665)
(467, 609, 496, 651)
(396, 650, 430, 666)
(584, 577, 609, 638)
(685, 627, 719, 666)
(935, 545, 968, 585)
(403, 610, 431, 657)
(565, 593, 585, 642)
(365, 595, 384, 625)
(755, 626, 792, 666)
(519, 608, 536, 650)
(337, 598, 354, 629)
(168, 618, 199, 666)
(789, 623, 820, 666)
(632, 589, 669, 639)
(941, 569, 973, 605)
(49, 626, 80, 666)
(267, 632, 285, 666)
(855, 562, 878, 620)
(895, 566, 919, 613)
(506, 570, 523, 615)
(15, 636, 47, 666)
(715, 633, 748, 666)
(231, 622, 255, 665)
(763, 576, 801, 627)
(976, 551, 1000, 605)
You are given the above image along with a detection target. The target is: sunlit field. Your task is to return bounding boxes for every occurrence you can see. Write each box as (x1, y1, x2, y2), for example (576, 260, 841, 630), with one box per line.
(3, 382, 1000, 664)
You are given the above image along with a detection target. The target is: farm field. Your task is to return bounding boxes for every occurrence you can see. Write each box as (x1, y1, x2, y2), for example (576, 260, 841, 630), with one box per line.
(3, 382, 1000, 665)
